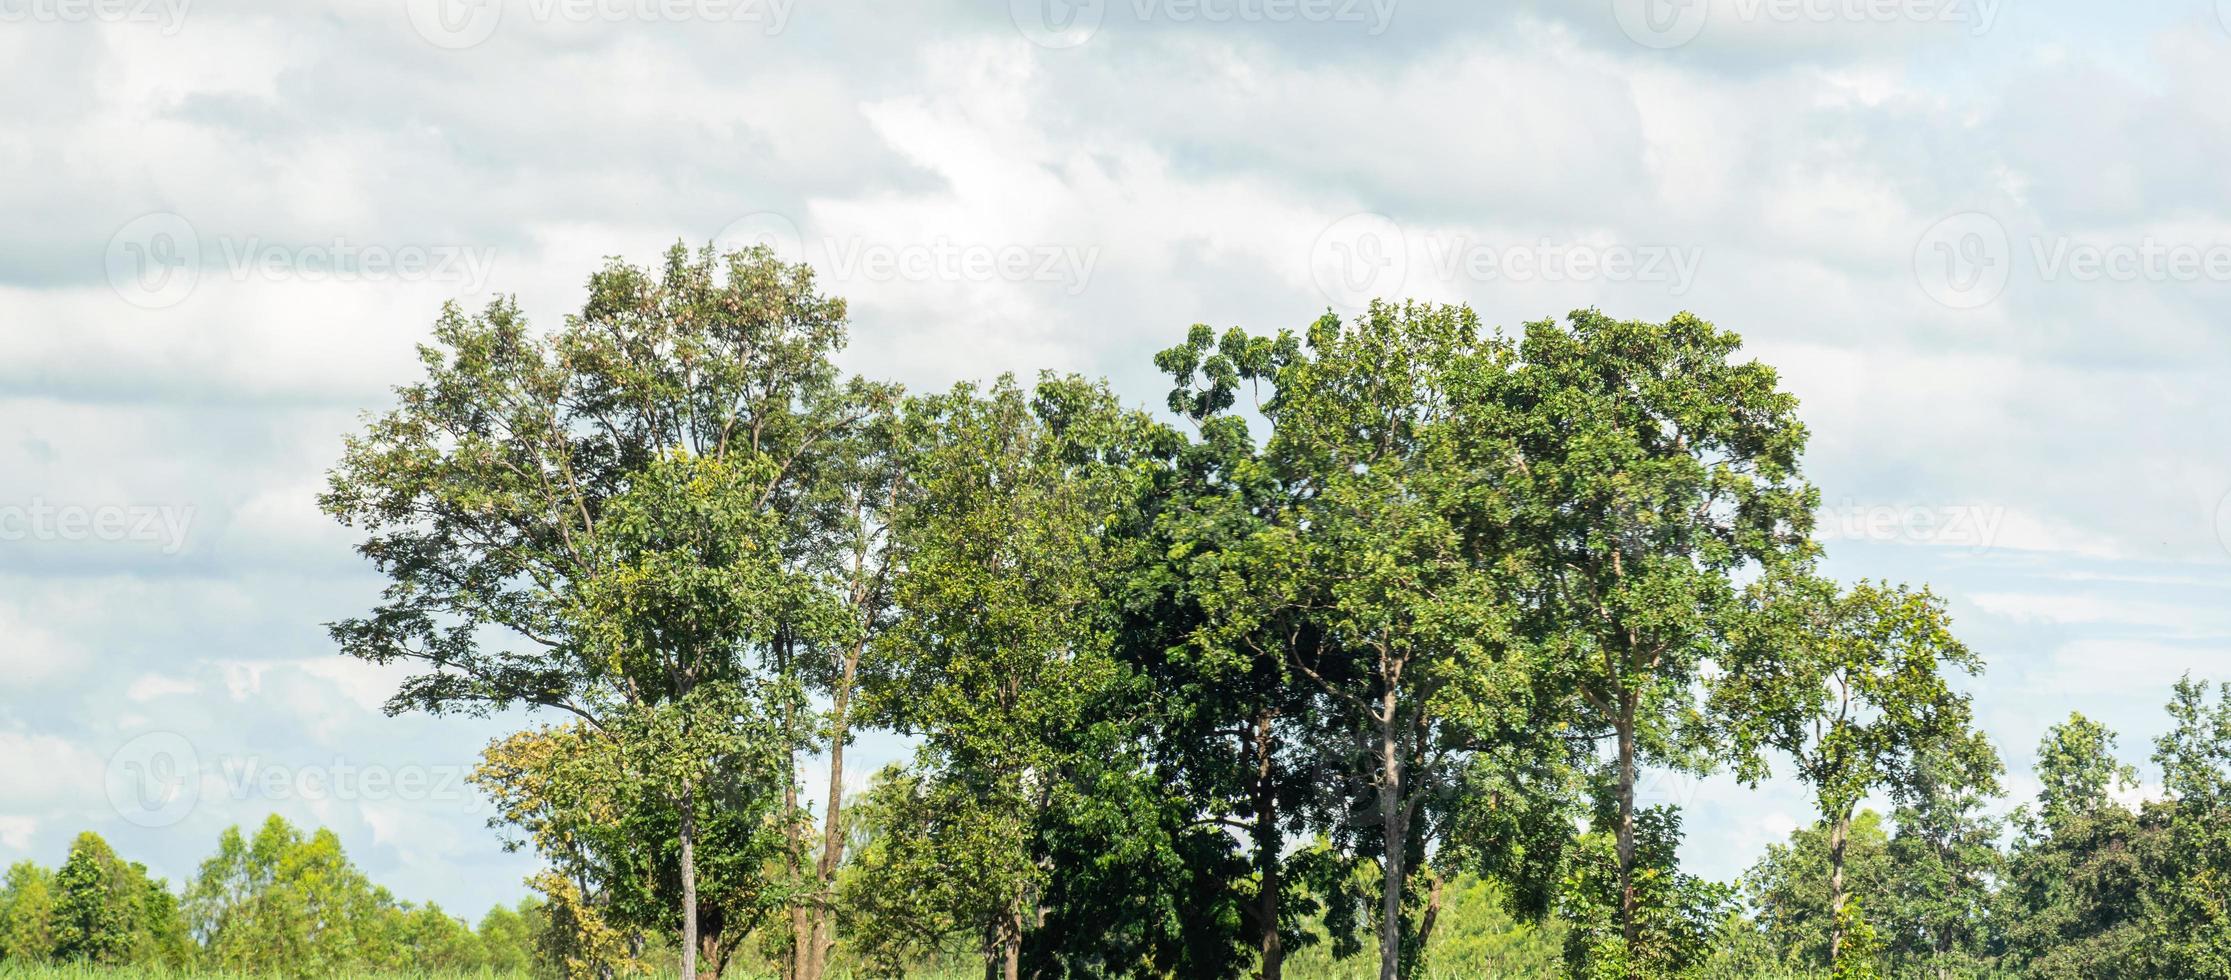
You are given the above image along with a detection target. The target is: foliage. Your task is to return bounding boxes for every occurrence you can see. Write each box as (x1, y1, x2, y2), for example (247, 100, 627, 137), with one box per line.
(0, 862, 57, 964)
(1558, 807, 1730, 979)
(1505, 308, 1816, 971)
(48, 834, 187, 970)
(1716, 574, 1994, 970)
(0, 820, 536, 977)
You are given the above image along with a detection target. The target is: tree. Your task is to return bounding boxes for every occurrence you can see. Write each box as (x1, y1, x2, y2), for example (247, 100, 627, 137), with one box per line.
(187, 816, 397, 974)
(1740, 809, 1892, 969)
(858, 374, 1149, 980)
(475, 899, 544, 974)
(51, 834, 133, 964)
(1716, 575, 1991, 967)
(473, 708, 788, 979)
(50, 831, 188, 968)
(0, 860, 57, 963)
(1118, 321, 1358, 979)
(1503, 309, 1815, 973)
(2026, 711, 2137, 837)
(1557, 806, 1729, 978)
(1881, 732, 2003, 973)
(2156, 674, 2231, 807)
(787, 399, 911, 980)
(1997, 713, 2145, 976)
(323, 244, 885, 980)
(1228, 302, 1538, 980)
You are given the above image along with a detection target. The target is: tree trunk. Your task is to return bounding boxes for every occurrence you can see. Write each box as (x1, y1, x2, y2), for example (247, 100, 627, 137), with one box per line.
(1615, 691, 1639, 971)
(777, 633, 811, 980)
(1417, 871, 1445, 958)
(1252, 710, 1284, 980)
(1000, 903, 1024, 980)
(1376, 699, 1405, 980)
(786, 773, 810, 980)
(700, 932, 723, 980)
(805, 644, 863, 980)
(1828, 808, 1850, 965)
(680, 780, 700, 980)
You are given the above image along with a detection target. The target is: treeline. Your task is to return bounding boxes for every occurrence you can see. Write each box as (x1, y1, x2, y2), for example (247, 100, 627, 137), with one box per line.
(1717, 683, 2231, 979)
(0, 816, 540, 974)
(297, 242, 2203, 980)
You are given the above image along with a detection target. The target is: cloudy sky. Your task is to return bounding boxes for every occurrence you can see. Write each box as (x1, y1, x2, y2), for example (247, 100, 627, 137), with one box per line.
(6, 0, 2231, 920)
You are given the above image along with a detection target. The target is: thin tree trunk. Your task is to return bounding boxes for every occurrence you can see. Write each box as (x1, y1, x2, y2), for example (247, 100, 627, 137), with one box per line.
(778, 634, 810, 980)
(680, 781, 700, 980)
(786, 774, 809, 980)
(1377, 697, 1405, 980)
(1614, 690, 1641, 980)
(1252, 709, 1284, 980)
(1417, 871, 1445, 958)
(805, 644, 862, 980)
(1828, 809, 1850, 965)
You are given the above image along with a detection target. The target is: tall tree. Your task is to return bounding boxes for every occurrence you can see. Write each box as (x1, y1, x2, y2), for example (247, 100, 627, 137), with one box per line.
(1716, 575, 1991, 967)
(1503, 309, 1815, 971)
(1216, 302, 1536, 980)
(1118, 322, 1351, 979)
(1997, 713, 2144, 975)
(2026, 711, 2137, 836)
(862, 375, 1150, 980)
(1741, 809, 1893, 969)
(788, 400, 911, 980)
(322, 244, 882, 980)
(1881, 731, 2003, 972)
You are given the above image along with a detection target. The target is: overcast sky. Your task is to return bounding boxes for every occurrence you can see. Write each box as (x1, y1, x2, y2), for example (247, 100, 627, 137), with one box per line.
(6, 0, 2231, 920)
